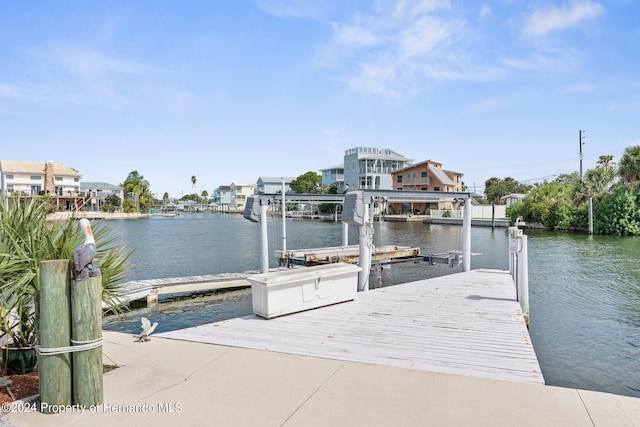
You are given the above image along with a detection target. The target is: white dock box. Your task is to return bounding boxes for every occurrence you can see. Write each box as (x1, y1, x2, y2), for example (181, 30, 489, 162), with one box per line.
(249, 263, 362, 319)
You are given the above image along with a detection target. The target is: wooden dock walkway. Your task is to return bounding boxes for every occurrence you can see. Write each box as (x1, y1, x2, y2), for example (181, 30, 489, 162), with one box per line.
(158, 269, 544, 385)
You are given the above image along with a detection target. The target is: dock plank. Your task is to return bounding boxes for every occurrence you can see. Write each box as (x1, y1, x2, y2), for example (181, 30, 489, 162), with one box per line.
(158, 269, 544, 385)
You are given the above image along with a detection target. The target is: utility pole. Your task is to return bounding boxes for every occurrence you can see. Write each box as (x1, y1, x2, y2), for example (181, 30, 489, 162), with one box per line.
(579, 130, 586, 181)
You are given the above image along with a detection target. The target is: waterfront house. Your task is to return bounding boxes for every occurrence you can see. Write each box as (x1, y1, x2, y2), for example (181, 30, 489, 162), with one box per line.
(343, 147, 413, 191)
(0, 160, 89, 210)
(256, 177, 295, 194)
(212, 185, 233, 212)
(79, 182, 124, 211)
(319, 164, 345, 191)
(390, 160, 464, 214)
(0, 160, 81, 197)
(231, 182, 257, 212)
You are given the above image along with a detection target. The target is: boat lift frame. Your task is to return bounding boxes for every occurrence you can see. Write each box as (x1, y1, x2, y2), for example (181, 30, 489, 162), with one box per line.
(243, 189, 473, 292)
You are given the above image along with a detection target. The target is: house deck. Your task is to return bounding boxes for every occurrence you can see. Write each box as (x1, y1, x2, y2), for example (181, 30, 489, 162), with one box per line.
(158, 269, 543, 385)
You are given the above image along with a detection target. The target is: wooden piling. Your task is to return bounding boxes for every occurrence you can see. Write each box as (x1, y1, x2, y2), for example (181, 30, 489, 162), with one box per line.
(38, 260, 73, 412)
(71, 275, 103, 406)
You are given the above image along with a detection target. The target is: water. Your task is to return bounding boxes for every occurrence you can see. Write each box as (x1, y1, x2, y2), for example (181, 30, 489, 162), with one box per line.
(102, 213, 640, 397)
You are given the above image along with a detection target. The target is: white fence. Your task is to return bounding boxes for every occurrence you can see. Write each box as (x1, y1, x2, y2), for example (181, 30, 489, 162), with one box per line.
(431, 205, 507, 219)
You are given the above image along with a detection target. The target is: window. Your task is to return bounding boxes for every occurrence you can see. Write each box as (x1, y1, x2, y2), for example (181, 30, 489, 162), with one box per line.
(5, 174, 13, 179)
(421, 171, 427, 177)
(31, 175, 41, 180)
(434, 187, 440, 191)
(74, 178, 79, 182)
(55, 176, 63, 181)
(396, 175, 403, 183)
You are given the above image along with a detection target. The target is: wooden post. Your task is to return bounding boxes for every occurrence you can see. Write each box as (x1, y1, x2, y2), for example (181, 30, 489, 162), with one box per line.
(71, 275, 103, 406)
(38, 260, 72, 412)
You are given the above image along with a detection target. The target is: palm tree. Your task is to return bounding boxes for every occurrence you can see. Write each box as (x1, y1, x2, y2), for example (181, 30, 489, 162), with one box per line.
(201, 190, 209, 204)
(162, 192, 169, 209)
(1, 198, 132, 351)
(574, 155, 617, 205)
(191, 175, 197, 196)
(618, 145, 640, 185)
(123, 171, 150, 212)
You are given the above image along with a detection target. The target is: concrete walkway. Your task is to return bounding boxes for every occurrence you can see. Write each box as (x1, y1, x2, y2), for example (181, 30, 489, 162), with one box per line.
(3, 331, 639, 427)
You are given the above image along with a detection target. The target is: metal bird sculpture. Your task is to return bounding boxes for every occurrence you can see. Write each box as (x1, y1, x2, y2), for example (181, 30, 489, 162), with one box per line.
(137, 317, 158, 342)
(72, 218, 101, 280)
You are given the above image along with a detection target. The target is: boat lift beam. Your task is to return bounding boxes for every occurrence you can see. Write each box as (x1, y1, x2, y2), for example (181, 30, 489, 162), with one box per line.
(243, 190, 473, 290)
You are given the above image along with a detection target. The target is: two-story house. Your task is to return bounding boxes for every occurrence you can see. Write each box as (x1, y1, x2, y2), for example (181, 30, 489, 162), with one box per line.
(79, 182, 125, 211)
(0, 160, 81, 197)
(319, 164, 345, 191)
(391, 160, 464, 214)
(231, 182, 256, 211)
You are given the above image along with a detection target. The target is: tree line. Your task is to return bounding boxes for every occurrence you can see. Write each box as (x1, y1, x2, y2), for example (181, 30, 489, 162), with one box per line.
(486, 146, 640, 235)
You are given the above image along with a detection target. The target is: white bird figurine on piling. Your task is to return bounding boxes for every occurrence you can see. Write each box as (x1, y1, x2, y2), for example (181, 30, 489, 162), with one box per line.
(73, 218, 101, 280)
(137, 317, 158, 342)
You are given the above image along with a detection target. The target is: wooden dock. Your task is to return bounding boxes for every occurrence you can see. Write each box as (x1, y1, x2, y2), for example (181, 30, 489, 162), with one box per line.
(159, 269, 544, 385)
(276, 244, 421, 266)
(115, 272, 253, 306)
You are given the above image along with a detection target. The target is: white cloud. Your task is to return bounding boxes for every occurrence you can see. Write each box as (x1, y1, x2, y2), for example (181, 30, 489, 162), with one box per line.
(479, 4, 491, 20)
(523, 1, 604, 37)
(317, 0, 469, 98)
(333, 23, 379, 47)
(33, 42, 151, 78)
(392, 0, 451, 19)
(398, 16, 462, 59)
(256, 0, 325, 19)
(465, 96, 510, 112)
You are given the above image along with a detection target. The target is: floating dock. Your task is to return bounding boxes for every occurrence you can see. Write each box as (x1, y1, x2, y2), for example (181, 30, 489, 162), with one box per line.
(159, 269, 544, 385)
(115, 272, 253, 306)
(276, 244, 421, 266)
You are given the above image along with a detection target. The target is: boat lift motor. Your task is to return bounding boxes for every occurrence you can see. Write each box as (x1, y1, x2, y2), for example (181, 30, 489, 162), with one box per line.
(342, 191, 367, 226)
(243, 195, 261, 222)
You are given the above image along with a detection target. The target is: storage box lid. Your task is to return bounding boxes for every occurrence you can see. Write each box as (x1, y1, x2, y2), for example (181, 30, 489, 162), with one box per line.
(248, 263, 362, 286)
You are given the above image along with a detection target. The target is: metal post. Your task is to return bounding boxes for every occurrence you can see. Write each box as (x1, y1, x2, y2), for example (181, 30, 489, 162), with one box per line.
(260, 201, 269, 273)
(588, 196, 593, 235)
(462, 197, 472, 272)
(357, 202, 372, 292)
(281, 180, 286, 253)
(342, 221, 349, 246)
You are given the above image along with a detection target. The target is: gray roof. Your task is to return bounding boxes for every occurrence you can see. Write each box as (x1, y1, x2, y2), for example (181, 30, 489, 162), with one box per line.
(319, 164, 344, 171)
(81, 182, 123, 190)
(258, 177, 296, 183)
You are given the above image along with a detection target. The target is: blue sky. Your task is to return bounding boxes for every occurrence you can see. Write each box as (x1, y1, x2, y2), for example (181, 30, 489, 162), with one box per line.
(1, 0, 638, 197)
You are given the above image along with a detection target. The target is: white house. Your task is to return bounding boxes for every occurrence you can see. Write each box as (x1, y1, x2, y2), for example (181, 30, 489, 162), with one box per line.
(231, 182, 257, 211)
(343, 147, 413, 190)
(0, 160, 81, 197)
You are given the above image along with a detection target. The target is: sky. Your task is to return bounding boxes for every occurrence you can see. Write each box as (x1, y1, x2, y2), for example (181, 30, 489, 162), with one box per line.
(1, 0, 639, 198)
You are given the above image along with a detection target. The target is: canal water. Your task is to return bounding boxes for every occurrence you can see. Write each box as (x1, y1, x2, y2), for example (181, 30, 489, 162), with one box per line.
(102, 213, 640, 398)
